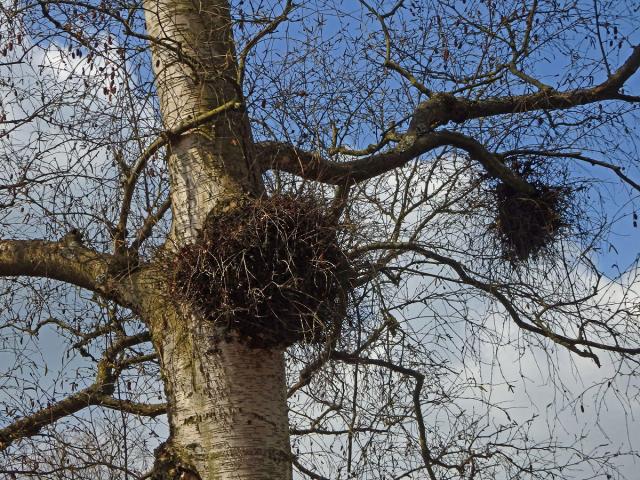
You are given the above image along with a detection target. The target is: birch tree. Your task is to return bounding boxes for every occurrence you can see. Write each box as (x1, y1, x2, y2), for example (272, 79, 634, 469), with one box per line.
(2, 1, 640, 479)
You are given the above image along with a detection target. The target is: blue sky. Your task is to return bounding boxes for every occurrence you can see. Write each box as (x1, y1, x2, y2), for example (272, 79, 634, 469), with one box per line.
(2, 1, 640, 478)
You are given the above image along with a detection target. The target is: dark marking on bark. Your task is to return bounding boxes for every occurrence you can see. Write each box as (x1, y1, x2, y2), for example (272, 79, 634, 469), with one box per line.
(151, 440, 202, 480)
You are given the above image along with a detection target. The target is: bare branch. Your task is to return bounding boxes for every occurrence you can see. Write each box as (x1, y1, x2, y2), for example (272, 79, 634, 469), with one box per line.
(259, 130, 534, 193)
(332, 351, 437, 480)
(293, 457, 331, 480)
(94, 396, 166, 417)
(237, 0, 294, 86)
(0, 333, 152, 451)
(113, 99, 241, 253)
(130, 197, 172, 252)
(410, 46, 640, 132)
(502, 149, 640, 192)
(350, 242, 640, 362)
(0, 239, 138, 307)
(359, 0, 432, 96)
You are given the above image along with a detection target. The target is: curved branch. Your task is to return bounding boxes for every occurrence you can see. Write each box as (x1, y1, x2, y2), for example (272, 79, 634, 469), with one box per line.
(435, 131, 535, 194)
(258, 134, 449, 185)
(332, 351, 438, 480)
(38, 0, 202, 73)
(113, 99, 241, 253)
(0, 388, 164, 452)
(0, 384, 107, 452)
(259, 129, 534, 193)
(237, 0, 294, 86)
(350, 242, 640, 363)
(259, 47, 640, 188)
(0, 332, 153, 451)
(502, 149, 640, 193)
(359, 0, 431, 96)
(410, 45, 640, 132)
(292, 458, 330, 480)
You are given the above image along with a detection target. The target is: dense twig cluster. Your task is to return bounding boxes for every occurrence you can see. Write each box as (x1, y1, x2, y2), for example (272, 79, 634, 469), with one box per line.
(169, 194, 349, 348)
(492, 180, 568, 262)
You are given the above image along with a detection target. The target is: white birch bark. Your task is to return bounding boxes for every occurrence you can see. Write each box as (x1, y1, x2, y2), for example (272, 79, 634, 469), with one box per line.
(142, 0, 292, 478)
(144, 0, 261, 242)
(159, 323, 292, 479)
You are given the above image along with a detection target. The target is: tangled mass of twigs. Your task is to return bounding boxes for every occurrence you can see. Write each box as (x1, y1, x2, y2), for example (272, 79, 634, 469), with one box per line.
(492, 181, 568, 262)
(169, 194, 349, 348)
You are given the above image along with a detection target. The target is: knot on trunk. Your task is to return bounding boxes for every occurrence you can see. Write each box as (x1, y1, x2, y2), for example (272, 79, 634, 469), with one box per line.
(151, 440, 201, 480)
(168, 194, 351, 348)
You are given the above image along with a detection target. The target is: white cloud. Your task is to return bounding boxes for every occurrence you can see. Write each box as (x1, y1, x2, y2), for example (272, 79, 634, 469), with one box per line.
(338, 157, 640, 477)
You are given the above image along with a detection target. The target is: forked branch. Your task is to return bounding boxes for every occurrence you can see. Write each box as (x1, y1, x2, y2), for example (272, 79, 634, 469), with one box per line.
(261, 46, 640, 188)
(350, 241, 640, 364)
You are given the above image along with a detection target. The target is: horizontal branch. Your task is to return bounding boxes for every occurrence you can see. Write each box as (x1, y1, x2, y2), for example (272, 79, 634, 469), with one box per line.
(0, 389, 165, 452)
(259, 129, 534, 193)
(258, 134, 450, 185)
(502, 149, 640, 192)
(0, 239, 137, 307)
(0, 384, 107, 452)
(290, 426, 388, 436)
(95, 396, 166, 417)
(293, 458, 331, 480)
(261, 46, 640, 188)
(257, 139, 442, 185)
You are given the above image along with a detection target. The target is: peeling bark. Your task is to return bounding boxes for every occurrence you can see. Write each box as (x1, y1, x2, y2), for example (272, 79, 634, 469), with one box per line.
(140, 284, 293, 479)
(151, 440, 201, 480)
(153, 320, 292, 479)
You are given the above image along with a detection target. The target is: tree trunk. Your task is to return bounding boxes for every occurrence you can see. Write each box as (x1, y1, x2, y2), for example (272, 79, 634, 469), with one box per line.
(152, 310, 292, 479)
(142, 0, 292, 478)
(144, 0, 261, 242)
